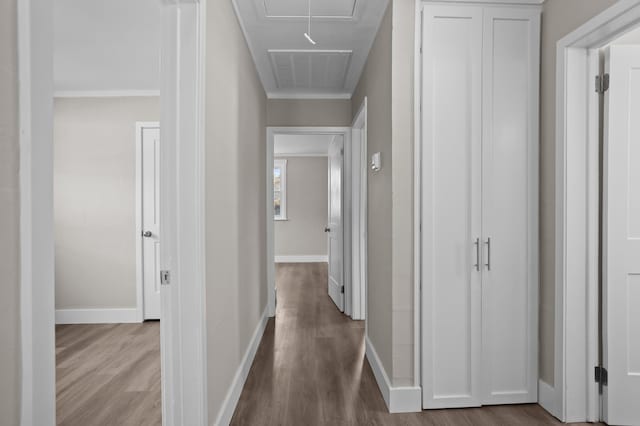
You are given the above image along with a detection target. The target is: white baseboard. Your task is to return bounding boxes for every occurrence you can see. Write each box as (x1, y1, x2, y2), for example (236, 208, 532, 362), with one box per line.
(214, 307, 269, 426)
(274, 255, 328, 263)
(55, 308, 140, 324)
(365, 336, 422, 413)
(538, 379, 561, 420)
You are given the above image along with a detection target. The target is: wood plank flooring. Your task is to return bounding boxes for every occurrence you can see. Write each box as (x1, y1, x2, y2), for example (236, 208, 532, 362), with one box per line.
(231, 263, 600, 426)
(56, 322, 161, 426)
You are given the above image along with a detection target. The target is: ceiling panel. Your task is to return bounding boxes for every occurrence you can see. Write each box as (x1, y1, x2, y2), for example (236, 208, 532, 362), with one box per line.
(264, 0, 357, 18)
(235, 0, 388, 98)
(269, 50, 352, 91)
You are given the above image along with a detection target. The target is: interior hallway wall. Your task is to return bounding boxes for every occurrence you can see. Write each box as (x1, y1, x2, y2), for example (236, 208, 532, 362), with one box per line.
(352, 2, 394, 382)
(205, 0, 268, 421)
(0, 0, 21, 422)
(267, 99, 352, 127)
(53, 97, 160, 311)
(538, 0, 617, 385)
(274, 156, 328, 258)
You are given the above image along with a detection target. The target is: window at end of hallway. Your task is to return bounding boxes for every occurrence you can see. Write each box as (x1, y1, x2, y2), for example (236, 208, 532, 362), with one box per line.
(274, 159, 287, 221)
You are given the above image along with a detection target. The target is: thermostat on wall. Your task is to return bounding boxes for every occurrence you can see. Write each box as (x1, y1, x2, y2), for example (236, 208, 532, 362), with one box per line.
(371, 152, 381, 172)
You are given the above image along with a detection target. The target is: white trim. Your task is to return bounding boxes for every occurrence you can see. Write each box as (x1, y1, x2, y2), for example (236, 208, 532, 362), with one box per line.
(413, 0, 423, 391)
(160, 1, 207, 425)
(53, 90, 160, 98)
(267, 127, 352, 319)
(55, 309, 139, 324)
(267, 92, 353, 100)
(213, 309, 269, 426)
(365, 337, 422, 413)
(538, 380, 562, 421)
(351, 97, 367, 321)
(275, 255, 328, 263)
(555, 1, 640, 423)
(135, 122, 160, 323)
(19, 0, 56, 423)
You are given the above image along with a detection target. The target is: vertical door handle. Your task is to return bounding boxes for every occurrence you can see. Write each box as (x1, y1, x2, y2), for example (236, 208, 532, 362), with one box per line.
(484, 238, 491, 271)
(474, 238, 480, 271)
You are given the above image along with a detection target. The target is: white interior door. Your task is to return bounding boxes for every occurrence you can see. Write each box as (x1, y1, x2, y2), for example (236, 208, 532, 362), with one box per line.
(328, 135, 344, 312)
(142, 126, 161, 320)
(603, 45, 640, 426)
(480, 7, 539, 405)
(421, 4, 483, 409)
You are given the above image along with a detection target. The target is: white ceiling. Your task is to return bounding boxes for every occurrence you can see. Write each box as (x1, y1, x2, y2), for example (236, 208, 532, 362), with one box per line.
(54, 0, 161, 93)
(274, 134, 333, 156)
(232, 0, 389, 99)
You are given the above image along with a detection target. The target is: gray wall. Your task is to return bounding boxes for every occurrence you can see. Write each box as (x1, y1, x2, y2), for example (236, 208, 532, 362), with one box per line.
(267, 99, 352, 127)
(0, 0, 21, 422)
(352, 2, 394, 381)
(205, 0, 267, 420)
(274, 156, 328, 258)
(538, 0, 617, 385)
(54, 97, 160, 310)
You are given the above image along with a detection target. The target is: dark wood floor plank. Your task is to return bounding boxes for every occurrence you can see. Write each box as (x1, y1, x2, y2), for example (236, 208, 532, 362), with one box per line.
(231, 262, 602, 426)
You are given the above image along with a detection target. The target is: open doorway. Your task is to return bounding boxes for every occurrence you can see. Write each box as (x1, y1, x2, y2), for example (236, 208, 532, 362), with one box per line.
(52, 1, 162, 423)
(266, 124, 367, 321)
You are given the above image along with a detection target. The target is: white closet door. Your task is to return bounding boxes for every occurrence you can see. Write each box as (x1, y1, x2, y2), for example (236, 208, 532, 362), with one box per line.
(480, 8, 539, 405)
(421, 4, 483, 409)
(603, 45, 640, 426)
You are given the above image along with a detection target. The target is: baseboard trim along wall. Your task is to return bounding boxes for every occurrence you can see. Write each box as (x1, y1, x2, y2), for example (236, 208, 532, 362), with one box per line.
(365, 336, 422, 413)
(538, 379, 561, 420)
(274, 255, 328, 263)
(214, 307, 269, 426)
(55, 308, 139, 324)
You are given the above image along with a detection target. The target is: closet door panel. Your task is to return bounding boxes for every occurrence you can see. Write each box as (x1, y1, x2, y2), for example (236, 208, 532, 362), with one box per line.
(480, 7, 539, 405)
(421, 5, 483, 409)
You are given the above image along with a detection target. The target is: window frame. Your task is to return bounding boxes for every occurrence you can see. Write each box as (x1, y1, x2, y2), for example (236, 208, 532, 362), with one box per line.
(273, 158, 288, 220)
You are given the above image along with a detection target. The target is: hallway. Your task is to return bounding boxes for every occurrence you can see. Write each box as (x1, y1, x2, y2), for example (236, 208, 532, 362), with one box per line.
(230, 263, 585, 426)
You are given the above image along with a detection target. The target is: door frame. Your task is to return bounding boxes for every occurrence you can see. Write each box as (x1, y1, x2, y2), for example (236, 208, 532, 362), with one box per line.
(18, 0, 208, 424)
(553, 1, 640, 423)
(135, 122, 161, 322)
(351, 98, 368, 321)
(266, 126, 359, 318)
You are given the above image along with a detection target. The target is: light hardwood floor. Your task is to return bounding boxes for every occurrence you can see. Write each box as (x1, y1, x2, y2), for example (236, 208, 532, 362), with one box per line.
(231, 263, 602, 426)
(56, 322, 161, 425)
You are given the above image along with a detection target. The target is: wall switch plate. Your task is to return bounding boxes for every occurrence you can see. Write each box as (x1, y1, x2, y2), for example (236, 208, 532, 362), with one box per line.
(371, 152, 381, 172)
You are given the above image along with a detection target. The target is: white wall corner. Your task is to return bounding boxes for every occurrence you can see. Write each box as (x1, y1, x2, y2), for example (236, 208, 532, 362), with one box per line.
(55, 308, 140, 324)
(538, 379, 562, 421)
(274, 255, 328, 263)
(214, 308, 269, 426)
(365, 337, 422, 414)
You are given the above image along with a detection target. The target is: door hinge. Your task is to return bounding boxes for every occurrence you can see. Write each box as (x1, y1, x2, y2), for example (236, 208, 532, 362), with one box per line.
(160, 270, 171, 286)
(595, 74, 610, 94)
(595, 366, 608, 387)
(341, 285, 345, 294)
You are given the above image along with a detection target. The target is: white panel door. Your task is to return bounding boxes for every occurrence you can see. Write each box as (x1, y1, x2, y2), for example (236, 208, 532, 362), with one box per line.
(421, 5, 483, 409)
(328, 135, 344, 312)
(480, 8, 539, 405)
(603, 45, 640, 426)
(142, 127, 161, 320)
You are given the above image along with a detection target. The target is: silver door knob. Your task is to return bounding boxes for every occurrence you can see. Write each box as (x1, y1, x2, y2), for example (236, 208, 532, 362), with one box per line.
(143, 231, 152, 237)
